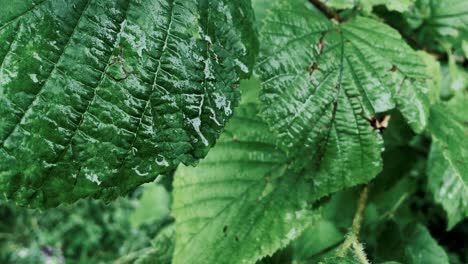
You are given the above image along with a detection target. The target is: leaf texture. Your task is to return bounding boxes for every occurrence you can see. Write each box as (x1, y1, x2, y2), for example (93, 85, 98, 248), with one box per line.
(427, 96, 468, 229)
(0, 0, 258, 207)
(256, 0, 430, 180)
(172, 80, 382, 263)
(251, 0, 277, 26)
(173, 102, 318, 264)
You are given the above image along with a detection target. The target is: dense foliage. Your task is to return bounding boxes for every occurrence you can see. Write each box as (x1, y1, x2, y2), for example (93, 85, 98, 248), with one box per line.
(0, 0, 467, 263)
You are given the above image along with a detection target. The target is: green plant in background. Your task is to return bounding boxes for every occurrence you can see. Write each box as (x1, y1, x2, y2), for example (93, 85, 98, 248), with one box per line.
(0, 0, 467, 263)
(0, 182, 173, 263)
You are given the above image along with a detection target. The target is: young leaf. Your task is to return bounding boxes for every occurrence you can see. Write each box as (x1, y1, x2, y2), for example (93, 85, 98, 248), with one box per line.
(257, 0, 429, 180)
(0, 0, 257, 207)
(427, 96, 468, 229)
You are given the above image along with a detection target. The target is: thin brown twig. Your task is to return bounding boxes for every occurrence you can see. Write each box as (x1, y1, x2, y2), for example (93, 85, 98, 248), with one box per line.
(309, 0, 343, 22)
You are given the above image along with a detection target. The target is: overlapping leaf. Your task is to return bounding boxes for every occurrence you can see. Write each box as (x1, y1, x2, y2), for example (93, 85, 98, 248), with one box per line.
(173, 102, 318, 264)
(0, 0, 257, 207)
(404, 0, 468, 56)
(257, 0, 430, 181)
(172, 78, 384, 263)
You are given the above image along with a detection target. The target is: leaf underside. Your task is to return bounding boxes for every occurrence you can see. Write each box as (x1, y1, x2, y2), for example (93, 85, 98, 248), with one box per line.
(0, 0, 257, 207)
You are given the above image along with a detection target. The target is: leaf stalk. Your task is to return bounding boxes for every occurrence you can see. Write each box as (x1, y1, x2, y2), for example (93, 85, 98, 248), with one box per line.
(336, 185, 370, 264)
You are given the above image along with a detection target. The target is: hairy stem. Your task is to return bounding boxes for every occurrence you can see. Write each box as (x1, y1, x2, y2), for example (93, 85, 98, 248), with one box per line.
(309, 0, 343, 22)
(351, 185, 369, 235)
(352, 241, 371, 264)
(336, 185, 369, 262)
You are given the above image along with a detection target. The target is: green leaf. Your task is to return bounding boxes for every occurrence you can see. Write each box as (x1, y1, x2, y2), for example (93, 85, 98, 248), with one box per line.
(322, 0, 355, 10)
(439, 64, 468, 99)
(173, 101, 319, 264)
(439, 49, 468, 99)
(256, 247, 294, 264)
(319, 256, 361, 264)
(322, 0, 415, 12)
(375, 222, 450, 264)
(129, 183, 171, 227)
(409, 0, 468, 38)
(251, 0, 277, 27)
(292, 219, 344, 261)
(0, 0, 258, 207)
(463, 39, 468, 58)
(132, 224, 175, 264)
(360, 0, 415, 13)
(172, 77, 386, 263)
(427, 96, 468, 229)
(416, 51, 440, 105)
(404, 0, 468, 56)
(257, 0, 429, 180)
(428, 144, 468, 229)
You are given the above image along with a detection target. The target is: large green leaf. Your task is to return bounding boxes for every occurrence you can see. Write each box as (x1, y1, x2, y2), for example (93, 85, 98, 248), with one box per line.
(172, 80, 380, 263)
(257, 0, 429, 181)
(427, 96, 468, 229)
(173, 102, 318, 264)
(0, 0, 258, 207)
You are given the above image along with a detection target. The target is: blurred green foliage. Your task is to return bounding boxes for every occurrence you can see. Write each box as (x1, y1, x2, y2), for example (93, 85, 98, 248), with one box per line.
(0, 183, 173, 264)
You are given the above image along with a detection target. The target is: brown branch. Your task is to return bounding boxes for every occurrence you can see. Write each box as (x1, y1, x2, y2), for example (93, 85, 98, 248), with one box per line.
(309, 0, 343, 22)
